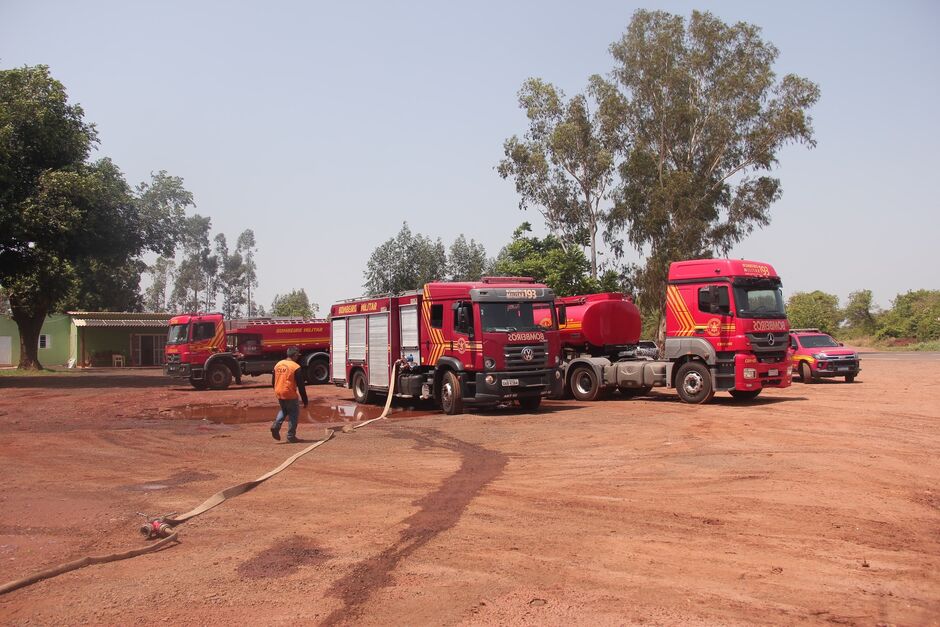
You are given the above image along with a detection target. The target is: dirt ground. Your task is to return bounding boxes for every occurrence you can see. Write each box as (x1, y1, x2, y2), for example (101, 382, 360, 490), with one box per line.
(0, 358, 938, 626)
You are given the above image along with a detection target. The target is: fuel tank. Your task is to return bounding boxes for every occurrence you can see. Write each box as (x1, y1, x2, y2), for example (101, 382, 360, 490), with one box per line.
(556, 292, 642, 349)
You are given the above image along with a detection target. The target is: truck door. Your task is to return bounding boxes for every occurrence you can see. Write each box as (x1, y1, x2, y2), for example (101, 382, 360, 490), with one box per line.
(331, 318, 347, 382)
(400, 305, 420, 364)
(367, 313, 389, 387)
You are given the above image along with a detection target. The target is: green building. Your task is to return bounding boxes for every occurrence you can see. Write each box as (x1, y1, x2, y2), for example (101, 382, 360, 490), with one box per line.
(0, 312, 174, 368)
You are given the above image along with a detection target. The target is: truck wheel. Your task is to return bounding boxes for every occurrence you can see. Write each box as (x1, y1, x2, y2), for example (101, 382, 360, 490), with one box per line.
(352, 370, 374, 404)
(439, 370, 464, 415)
(206, 364, 232, 390)
(307, 358, 329, 385)
(729, 389, 762, 401)
(845, 374, 855, 383)
(570, 365, 601, 401)
(675, 362, 714, 404)
(518, 396, 542, 411)
(799, 362, 816, 384)
(189, 377, 208, 390)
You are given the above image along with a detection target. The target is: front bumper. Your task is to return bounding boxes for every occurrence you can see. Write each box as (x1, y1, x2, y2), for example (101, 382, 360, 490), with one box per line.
(467, 368, 560, 405)
(734, 353, 791, 391)
(812, 359, 860, 378)
(165, 362, 199, 379)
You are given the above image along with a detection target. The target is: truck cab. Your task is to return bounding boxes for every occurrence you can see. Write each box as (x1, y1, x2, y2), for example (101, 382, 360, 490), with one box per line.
(164, 314, 227, 389)
(665, 259, 792, 401)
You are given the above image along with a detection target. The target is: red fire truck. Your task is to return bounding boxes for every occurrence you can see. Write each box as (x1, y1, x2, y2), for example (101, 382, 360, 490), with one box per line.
(164, 313, 330, 390)
(556, 258, 792, 403)
(329, 278, 563, 414)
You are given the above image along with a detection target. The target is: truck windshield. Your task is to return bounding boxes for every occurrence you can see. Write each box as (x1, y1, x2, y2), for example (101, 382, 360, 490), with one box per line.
(480, 302, 556, 332)
(799, 335, 840, 348)
(166, 323, 189, 345)
(733, 281, 786, 319)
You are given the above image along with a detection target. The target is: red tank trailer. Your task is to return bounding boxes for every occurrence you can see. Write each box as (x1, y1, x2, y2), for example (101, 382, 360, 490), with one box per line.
(164, 313, 330, 390)
(555, 259, 792, 404)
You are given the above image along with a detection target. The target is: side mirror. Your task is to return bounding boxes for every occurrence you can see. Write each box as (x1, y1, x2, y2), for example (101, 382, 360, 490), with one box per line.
(557, 305, 567, 326)
(839, 342, 844, 346)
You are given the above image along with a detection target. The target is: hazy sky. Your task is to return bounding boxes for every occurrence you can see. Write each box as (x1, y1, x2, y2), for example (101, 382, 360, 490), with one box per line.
(2, 0, 938, 313)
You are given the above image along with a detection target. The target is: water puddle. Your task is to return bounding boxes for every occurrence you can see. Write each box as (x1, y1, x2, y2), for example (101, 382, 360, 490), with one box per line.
(167, 400, 432, 427)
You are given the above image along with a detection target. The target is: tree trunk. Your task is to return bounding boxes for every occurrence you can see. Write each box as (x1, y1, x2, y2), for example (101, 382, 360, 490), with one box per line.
(9, 296, 47, 370)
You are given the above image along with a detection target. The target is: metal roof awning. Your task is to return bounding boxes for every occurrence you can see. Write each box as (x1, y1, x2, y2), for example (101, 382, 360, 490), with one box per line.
(68, 312, 174, 328)
(72, 319, 171, 328)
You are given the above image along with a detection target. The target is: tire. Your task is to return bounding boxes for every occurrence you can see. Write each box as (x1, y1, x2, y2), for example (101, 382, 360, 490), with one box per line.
(206, 363, 232, 390)
(518, 396, 542, 411)
(439, 370, 464, 415)
(570, 365, 601, 401)
(799, 361, 817, 384)
(729, 389, 762, 401)
(675, 361, 714, 404)
(307, 358, 329, 385)
(845, 374, 855, 383)
(352, 370, 374, 404)
(189, 377, 208, 390)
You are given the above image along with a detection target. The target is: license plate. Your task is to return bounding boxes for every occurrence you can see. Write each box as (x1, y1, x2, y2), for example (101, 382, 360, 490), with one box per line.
(838, 366, 850, 371)
(768, 369, 779, 377)
(501, 378, 519, 387)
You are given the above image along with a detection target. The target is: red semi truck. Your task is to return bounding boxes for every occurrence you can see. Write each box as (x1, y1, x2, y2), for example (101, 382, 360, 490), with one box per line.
(164, 313, 330, 390)
(329, 278, 563, 414)
(556, 259, 792, 403)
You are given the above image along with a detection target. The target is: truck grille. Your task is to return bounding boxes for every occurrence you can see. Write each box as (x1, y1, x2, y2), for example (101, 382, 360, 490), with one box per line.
(166, 354, 180, 365)
(817, 355, 859, 370)
(504, 344, 548, 371)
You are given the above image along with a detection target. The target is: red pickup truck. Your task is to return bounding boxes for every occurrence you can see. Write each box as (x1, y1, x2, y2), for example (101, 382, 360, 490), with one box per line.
(789, 329, 861, 383)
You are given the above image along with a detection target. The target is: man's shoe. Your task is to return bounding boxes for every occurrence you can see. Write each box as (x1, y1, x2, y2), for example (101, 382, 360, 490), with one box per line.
(270, 426, 281, 441)
(286, 436, 300, 443)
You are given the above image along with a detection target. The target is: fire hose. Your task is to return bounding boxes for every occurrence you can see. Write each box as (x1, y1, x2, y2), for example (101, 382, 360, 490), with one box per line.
(0, 365, 398, 596)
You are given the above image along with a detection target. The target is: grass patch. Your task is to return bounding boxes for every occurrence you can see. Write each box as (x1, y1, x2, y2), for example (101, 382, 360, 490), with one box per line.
(843, 335, 940, 352)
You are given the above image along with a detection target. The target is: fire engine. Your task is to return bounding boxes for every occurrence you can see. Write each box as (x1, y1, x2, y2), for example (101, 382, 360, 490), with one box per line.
(164, 313, 330, 390)
(556, 259, 792, 403)
(329, 278, 563, 414)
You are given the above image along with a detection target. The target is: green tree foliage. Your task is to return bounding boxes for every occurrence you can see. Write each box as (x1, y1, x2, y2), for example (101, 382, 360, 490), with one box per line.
(271, 289, 318, 318)
(498, 78, 624, 279)
(875, 290, 940, 342)
(235, 229, 260, 316)
(492, 223, 620, 297)
(170, 214, 214, 312)
(363, 223, 448, 295)
(842, 289, 877, 336)
(786, 291, 841, 334)
(447, 234, 490, 281)
(599, 11, 818, 331)
(1, 66, 194, 367)
(143, 256, 176, 312)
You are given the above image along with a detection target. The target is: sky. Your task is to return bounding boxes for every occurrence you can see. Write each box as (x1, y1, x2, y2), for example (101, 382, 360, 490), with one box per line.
(2, 0, 938, 313)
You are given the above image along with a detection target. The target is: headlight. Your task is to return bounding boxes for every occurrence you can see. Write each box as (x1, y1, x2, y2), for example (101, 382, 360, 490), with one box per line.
(816, 352, 828, 359)
(743, 368, 757, 379)
(484, 358, 496, 370)
(786, 365, 793, 375)
(485, 374, 495, 385)
(555, 355, 561, 365)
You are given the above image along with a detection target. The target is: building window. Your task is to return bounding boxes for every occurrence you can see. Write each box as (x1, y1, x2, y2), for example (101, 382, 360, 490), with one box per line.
(39, 334, 51, 349)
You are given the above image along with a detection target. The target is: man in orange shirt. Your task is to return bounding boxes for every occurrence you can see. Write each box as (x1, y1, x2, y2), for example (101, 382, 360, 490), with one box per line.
(270, 347, 308, 443)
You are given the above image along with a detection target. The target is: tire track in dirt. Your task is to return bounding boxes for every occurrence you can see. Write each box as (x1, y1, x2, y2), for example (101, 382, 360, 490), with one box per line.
(322, 427, 507, 626)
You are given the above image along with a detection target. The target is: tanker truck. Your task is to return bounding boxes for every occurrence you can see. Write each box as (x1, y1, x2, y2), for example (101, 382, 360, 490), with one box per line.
(556, 259, 792, 404)
(165, 313, 330, 390)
